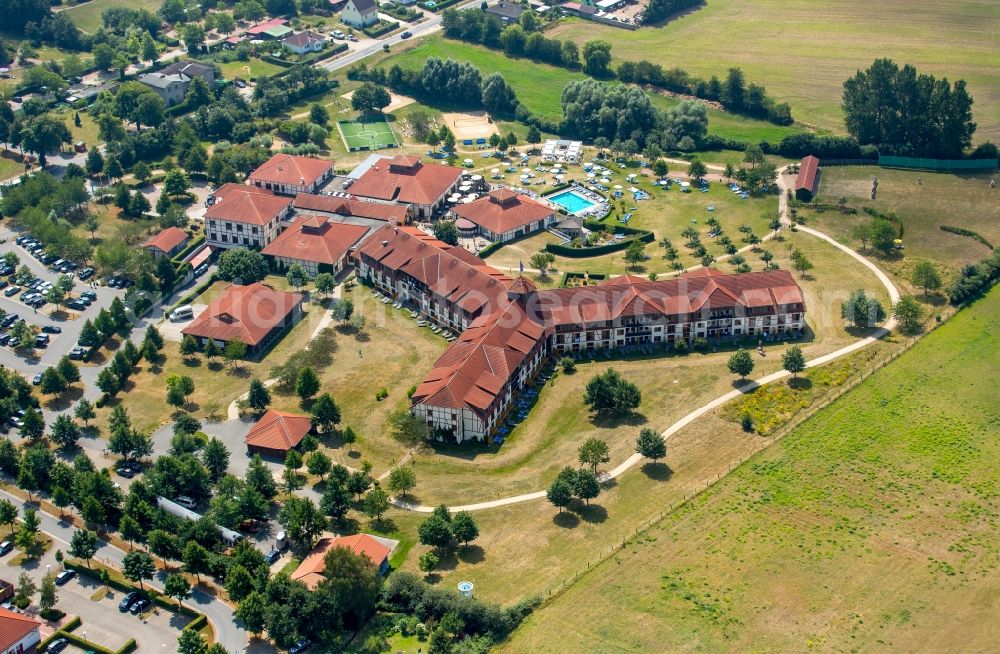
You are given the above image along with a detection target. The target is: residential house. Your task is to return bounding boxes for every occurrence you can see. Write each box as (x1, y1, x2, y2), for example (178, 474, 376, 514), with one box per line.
(205, 183, 293, 250)
(182, 282, 304, 357)
(138, 60, 216, 106)
(248, 154, 335, 196)
(142, 227, 190, 259)
(282, 31, 327, 55)
(484, 1, 524, 21)
(262, 216, 369, 277)
(342, 0, 379, 28)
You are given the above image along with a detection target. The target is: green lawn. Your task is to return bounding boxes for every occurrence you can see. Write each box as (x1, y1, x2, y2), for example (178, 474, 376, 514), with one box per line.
(799, 166, 1000, 273)
(547, 0, 1000, 141)
(500, 285, 1000, 653)
(217, 58, 286, 81)
(62, 0, 164, 33)
(376, 36, 807, 144)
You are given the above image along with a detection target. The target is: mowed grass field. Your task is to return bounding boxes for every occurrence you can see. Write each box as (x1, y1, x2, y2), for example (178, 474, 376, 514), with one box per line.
(499, 286, 1000, 653)
(547, 0, 1000, 140)
(801, 166, 1000, 272)
(377, 37, 804, 143)
(62, 0, 164, 33)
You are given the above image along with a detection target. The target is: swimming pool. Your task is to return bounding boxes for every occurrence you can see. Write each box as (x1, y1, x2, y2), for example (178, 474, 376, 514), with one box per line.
(547, 189, 596, 215)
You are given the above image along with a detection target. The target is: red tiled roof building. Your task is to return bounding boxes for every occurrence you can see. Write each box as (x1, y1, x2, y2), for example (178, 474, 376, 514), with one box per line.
(248, 154, 335, 196)
(348, 156, 462, 218)
(354, 223, 807, 443)
(182, 282, 304, 357)
(292, 535, 391, 588)
(262, 215, 368, 277)
(292, 193, 410, 224)
(205, 183, 293, 249)
(451, 188, 557, 243)
(245, 409, 313, 457)
(0, 606, 41, 654)
(794, 155, 821, 201)
(142, 227, 189, 258)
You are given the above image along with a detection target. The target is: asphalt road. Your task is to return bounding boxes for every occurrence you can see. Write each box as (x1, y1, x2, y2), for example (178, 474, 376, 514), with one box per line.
(318, 0, 483, 73)
(0, 488, 259, 653)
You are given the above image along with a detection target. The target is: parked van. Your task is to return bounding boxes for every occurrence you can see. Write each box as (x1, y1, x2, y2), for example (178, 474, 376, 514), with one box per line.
(175, 496, 196, 509)
(170, 305, 193, 321)
(276, 530, 288, 550)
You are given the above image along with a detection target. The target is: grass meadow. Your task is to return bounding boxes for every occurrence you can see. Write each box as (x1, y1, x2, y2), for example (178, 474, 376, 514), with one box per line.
(546, 0, 1000, 141)
(62, 0, 165, 33)
(498, 284, 1000, 653)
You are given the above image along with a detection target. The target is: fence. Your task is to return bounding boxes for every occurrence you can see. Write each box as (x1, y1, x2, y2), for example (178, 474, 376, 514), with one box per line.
(878, 155, 998, 172)
(538, 331, 925, 605)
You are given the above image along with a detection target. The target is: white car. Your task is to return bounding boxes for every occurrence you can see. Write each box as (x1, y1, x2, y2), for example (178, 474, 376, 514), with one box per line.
(330, 29, 346, 39)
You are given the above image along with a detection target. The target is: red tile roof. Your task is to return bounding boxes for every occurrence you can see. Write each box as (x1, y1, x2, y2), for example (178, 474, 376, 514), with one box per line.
(412, 299, 545, 415)
(245, 409, 312, 453)
(795, 155, 820, 192)
(249, 154, 334, 188)
(349, 156, 461, 205)
(292, 535, 390, 589)
(262, 216, 368, 265)
(206, 183, 292, 226)
(143, 227, 189, 254)
(293, 193, 409, 223)
(182, 282, 303, 346)
(0, 607, 40, 650)
(536, 270, 805, 327)
(452, 188, 555, 235)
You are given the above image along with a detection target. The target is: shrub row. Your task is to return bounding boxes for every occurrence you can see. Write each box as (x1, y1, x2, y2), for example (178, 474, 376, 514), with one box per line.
(546, 220, 654, 257)
(948, 248, 1000, 306)
(363, 21, 400, 38)
(940, 225, 995, 250)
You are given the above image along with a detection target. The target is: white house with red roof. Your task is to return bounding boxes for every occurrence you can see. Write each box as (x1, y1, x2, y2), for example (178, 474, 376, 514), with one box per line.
(142, 226, 190, 259)
(205, 183, 293, 250)
(248, 154, 335, 196)
(182, 282, 304, 357)
(348, 155, 462, 218)
(451, 188, 557, 243)
(261, 216, 369, 277)
(0, 606, 41, 654)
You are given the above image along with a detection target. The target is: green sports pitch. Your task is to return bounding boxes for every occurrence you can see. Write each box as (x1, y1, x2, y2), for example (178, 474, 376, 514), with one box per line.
(337, 117, 400, 151)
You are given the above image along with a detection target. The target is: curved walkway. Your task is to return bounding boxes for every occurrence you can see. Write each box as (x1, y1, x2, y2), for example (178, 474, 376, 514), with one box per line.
(393, 164, 901, 513)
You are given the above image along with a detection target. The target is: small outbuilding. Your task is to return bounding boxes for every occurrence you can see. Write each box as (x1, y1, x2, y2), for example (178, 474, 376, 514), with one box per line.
(794, 155, 821, 201)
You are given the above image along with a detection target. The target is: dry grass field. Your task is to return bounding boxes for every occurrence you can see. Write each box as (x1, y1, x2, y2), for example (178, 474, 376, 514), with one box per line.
(547, 0, 1000, 141)
(497, 285, 1000, 653)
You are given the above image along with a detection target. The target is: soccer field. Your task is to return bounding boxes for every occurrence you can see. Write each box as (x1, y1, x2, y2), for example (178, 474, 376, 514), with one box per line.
(337, 117, 400, 151)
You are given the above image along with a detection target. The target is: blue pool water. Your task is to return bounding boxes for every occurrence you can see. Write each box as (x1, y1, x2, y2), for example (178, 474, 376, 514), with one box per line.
(547, 189, 596, 214)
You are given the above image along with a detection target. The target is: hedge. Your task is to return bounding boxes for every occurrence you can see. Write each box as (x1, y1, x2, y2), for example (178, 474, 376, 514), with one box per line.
(940, 225, 995, 250)
(546, 219, 654, 257)
(477, 241, 505, 258)
(170, 233, 207, 266)
(419, 0, 463, 10)
(173, 272, 219, 310)
(363, 21, 400, 38)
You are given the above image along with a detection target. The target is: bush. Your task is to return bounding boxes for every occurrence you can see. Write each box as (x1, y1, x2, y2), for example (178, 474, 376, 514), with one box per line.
(363, 21, 400, 38)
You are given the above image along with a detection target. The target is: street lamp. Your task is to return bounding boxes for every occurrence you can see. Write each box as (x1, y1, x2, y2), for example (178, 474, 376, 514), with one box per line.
(82, 631, 88, 644)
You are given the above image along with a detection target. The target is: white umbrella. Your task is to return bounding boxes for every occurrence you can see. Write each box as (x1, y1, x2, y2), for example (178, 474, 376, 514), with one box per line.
(600, 178, 610, 184)
(520, 174, 529, 179)
(553, 163, 562, 169)
(490, 168, 499, 174)
(587, 172, 596, 178)
(471, 175, 483, 182)
(463, 159, 473, 164)
(680, 181, 691, 188)
(555, 174, 565, 181)
(522, 168, 531, 173)
(614, 184, 623, 190)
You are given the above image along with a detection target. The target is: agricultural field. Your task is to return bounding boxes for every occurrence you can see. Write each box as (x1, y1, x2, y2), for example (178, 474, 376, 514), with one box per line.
(498, 285, 1000, 654)
(800, 166, 1000, 272)
(373, 36, 807, 143)
(546, 0, 1000, 141)
(62, 0, 165, 33)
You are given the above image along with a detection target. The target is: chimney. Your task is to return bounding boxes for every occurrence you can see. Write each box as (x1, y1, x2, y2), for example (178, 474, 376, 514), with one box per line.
(382, 240, 389, 246)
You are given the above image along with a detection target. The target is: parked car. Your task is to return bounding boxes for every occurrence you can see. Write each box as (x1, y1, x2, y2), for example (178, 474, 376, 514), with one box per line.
(41, 325, 62, 334)
(66, 299, 87, 311)
(78, 267, 94, 281)
(34, 334, 49, 348)
(32, 373, 42, 385)
(265, 549, 281, 565)
(4, 287, 18, 297)
(0, 541, 13, 556)
(129, 598, 151, 615)
(0, 334, 10, 347)
(46, 638, 69, 653)
(330, 29, 345, 39)
(117, 464, 138, 479)
(118, 591, 143, 612)
(81, 290, 97, 301)
(54, 570, 76, 586)
(68, 346, 86, 360)
(289, 639, 312, 654)
(400, 31, 413, 39)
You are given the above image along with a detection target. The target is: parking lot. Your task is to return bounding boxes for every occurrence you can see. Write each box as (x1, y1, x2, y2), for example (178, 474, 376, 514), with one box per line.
(1, 538, 192, 652)
(0, 225, 128, 375)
